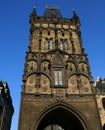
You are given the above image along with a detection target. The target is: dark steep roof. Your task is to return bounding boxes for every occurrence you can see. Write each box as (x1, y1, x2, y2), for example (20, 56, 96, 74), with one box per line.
(44, 5, 62, 18)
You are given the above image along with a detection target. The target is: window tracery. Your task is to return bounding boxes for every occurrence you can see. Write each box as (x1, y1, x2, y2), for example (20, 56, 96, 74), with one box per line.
(60, 39, 67, 50)
(45, 38, 53, 50)
(54, 70, 63, 86)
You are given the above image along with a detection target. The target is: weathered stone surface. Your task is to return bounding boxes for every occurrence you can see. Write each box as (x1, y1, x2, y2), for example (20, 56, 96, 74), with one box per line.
(18, 6, 102, 130)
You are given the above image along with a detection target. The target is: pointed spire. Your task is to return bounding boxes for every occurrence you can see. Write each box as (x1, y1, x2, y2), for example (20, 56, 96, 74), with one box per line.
(31, 5, 37, 16)
(34, 4, 36, 9)
(46, 4, 48, 8)
(72, 8, 80, 26)
(32, 4, 37, 16)
(72, 8, 79, 18)
(30, 5, 37, 22)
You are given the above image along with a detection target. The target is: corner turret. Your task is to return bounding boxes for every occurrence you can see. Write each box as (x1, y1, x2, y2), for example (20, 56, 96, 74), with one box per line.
(72, 8, 80, 26)
(30, 5, 37, 23)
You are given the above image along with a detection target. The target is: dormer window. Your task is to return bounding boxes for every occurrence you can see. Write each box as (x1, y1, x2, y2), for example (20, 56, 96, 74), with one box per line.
(60, 39, 67, 50)
(46, 38, 52, 50)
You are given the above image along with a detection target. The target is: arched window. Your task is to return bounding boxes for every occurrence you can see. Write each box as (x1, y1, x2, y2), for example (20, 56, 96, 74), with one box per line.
(46, 38, 53, 50)
(54, 70, 63, 86)
(60, 39, 67, 50)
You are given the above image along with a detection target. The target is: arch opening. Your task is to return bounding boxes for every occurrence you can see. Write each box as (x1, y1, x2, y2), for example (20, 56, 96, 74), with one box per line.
(37, 107, 84, 130)
(103, 124, 105, 130)
(44, 125, 64, 130)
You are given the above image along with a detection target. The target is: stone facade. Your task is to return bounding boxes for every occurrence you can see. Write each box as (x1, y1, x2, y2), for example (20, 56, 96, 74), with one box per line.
(18, 6, 102, 130)
(0, 81, 14, 130)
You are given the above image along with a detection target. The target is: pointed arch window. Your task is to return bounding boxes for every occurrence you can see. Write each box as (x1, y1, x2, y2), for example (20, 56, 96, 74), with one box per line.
(46, 38, 53, 50)
(60, 39, 67, 50)
(54, 70, 63, 86)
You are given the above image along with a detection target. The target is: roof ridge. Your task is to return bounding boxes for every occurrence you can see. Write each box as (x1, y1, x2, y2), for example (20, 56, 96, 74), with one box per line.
(46, 4, 58, 9)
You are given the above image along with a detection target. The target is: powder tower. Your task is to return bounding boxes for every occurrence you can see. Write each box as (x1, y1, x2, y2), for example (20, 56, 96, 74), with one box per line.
(18, 6, 102, 130)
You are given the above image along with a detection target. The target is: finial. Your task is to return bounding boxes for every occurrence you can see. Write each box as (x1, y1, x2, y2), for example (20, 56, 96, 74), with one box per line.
(30, 4, 37, 18)
(72, 7, 75, 12)
(72, 7, 76, 15)
(34, 4, 36, 9)
(72, 8, 79, 18)
(46, 4, 48, 8)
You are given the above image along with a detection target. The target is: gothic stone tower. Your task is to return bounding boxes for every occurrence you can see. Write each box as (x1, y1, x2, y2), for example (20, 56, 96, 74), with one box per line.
(18, 6, 102, 130)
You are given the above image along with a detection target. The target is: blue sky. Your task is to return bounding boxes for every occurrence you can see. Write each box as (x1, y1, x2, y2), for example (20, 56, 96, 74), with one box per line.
(0, 0, 105, 130)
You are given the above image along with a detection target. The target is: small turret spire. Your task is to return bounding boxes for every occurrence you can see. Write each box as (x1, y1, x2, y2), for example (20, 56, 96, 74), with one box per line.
(72, 8, 79, 18)
(34, 4, 36, 9)
(30, 5, 37, 22)
(72, 8, 80, 26)
(46, 4, 48, 8)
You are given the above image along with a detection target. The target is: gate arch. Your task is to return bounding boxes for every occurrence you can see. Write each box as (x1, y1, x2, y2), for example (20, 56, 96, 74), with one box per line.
(34, 101, 90, 130)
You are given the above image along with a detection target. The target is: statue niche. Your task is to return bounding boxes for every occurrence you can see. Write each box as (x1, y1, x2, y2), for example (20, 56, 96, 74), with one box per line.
(79, 75, 92, 94)
(66, 62, 76, 75)
(68, 75, 79, 94)
(25, 74, 36, 93)
(40, 74, 51, 94)
(27, 61, 37, 73)
(41, 61, 50, 74)
(78, 63, 88, 73)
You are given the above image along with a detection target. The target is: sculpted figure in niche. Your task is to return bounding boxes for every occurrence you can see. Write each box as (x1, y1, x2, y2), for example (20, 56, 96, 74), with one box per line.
(42, 61, 50, 72)
(79, 63, 88, 73)
(27, 61, 37, 72)
(67, 62, 75, 72)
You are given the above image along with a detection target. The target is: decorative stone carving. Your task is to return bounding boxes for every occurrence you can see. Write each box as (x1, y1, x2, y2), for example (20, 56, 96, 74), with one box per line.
(42, 24, 48, 28)
(55, 88, 65, 101)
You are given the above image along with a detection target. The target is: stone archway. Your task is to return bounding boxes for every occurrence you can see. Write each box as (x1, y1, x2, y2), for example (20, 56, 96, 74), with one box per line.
(35, 102, 89, 130)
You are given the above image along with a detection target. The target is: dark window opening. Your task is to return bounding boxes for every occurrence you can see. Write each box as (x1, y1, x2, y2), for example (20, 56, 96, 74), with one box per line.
(102, 98, 105, 109)
(0, 105, 3, 120)
(103, 124, 105, 130)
